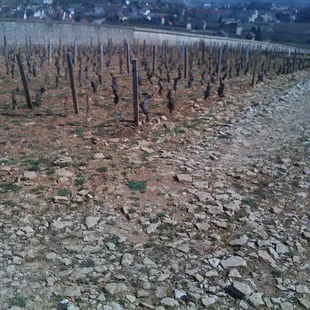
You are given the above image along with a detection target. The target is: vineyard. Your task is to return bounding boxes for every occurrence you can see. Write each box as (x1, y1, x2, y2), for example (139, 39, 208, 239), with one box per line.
(1, 37, 310, 127)
(1, 36, 310, 309)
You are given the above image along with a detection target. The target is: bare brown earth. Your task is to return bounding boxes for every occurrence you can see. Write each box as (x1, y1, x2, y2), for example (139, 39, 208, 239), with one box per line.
(0, 65, 310, 309)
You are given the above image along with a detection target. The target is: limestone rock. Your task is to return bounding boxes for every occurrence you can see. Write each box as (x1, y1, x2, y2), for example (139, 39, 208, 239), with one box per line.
(248, 293, 265, 307)
(104, 283, 127, 296)
(296, 285, 310, 294)
(52, 196, 69, 203)
(146, 223, 158, 234)
(229, 235, 248, 246)
(228, 281, 253, 299)
(175, 174, 192, 183)
(161, 297, 179, 307)
(121, 253, 134, 266)
(202, 296, 218, 307)
(93, 153, 105, 159)
(56, 168, 74, 177)
(280, 302, 293, 310)
(221, 256, 247, 269)
(23, 171, 37, 180)
(85, 216, 100, 229)
(63, 286, 81, 297)
(258, 250, 276, 264)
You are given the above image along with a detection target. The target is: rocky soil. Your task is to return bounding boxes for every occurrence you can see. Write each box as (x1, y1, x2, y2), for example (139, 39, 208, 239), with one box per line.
(1, 71, 310, 310)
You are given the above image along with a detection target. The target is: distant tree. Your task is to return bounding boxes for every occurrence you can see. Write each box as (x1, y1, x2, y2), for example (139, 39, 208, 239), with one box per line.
(256, 26, 262, 41)
(296, 7, 310, 22)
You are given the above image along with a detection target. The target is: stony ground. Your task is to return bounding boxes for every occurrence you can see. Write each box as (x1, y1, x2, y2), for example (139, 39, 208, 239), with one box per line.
(1, 71, 310, 310)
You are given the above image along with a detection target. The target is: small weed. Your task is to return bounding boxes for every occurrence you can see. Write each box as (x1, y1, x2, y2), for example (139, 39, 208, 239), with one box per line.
(104, 104, 113, 111)
(270, 268, 282, 277)
(290, 180, 299, 189)
(0, 102, 11, 110)
(232, 182, 243, 189)
(128, 180, 147, 193)
(2, 200, 14, 206)
(75, 172, 86, 186)
(257, 179, 269, 187)
(190, 246, 200, 256)
(157, 212, 166, 218)
(75, 127, 84, 138)
(128, 207, 137, 214)
(144, 242, 157, 248)
(97, 167, 107, 173)
(12, 120, 22, 126)
(10, 295, 27, 308)
(175, 128, 185, 134)
(46, 168, 55, 175)
(46, 108, 53, 115)
(251, 189, 266, 198)
(183, 119, 200, 129)
(158, 222, 171, 231)
(242, 197, 258, 207)
(0, 183, 23, 193)
(96, 121, 113, 129)
(80, 259, 95, 267)
(131, 202, 140, 208)
(58, 188, 71, 197)
(73, 161, 88, 168)
(31, 185, 45, 194)
(218, 133, 232, 140)
(23, 159, 40, 171)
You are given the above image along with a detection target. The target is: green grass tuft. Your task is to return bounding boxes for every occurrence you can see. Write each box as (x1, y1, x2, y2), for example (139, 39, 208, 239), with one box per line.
(128, 180, 147, 193)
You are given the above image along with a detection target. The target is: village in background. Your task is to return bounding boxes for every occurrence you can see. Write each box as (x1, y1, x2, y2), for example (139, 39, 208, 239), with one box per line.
(0, 0, 310, 47)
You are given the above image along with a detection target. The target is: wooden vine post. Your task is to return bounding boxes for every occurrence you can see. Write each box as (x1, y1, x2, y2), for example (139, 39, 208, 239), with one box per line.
(29, 36, 32, 56)
(25, 36, 29, 58)
(45, 36, 48, 55)
(74, 39, 77, 66)
(245, 45, 250, 68)
(252, 49, 259, 87)
(4, 35, 7, 60)
(66, 53, 79, 114)
(100, 43, 104, 69)
(292, 49, 297, 73)
(126, 43, 130, 74)
(132, 58, 139, 127)
(218, 46, 223, 78)
(16, 54, 33, 109)
(59, 36, 62, 58)
(184, 46, 188, 79)
(202, 41, 205, 65)
(152, 45, 156, 74)
(48, 39, 52, 66)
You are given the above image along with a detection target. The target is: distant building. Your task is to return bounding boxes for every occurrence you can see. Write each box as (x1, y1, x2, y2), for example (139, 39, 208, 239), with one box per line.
(40, 0, 53, 4)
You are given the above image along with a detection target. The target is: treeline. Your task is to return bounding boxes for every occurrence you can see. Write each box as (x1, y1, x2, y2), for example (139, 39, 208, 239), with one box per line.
(296, 7, 310, 22)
